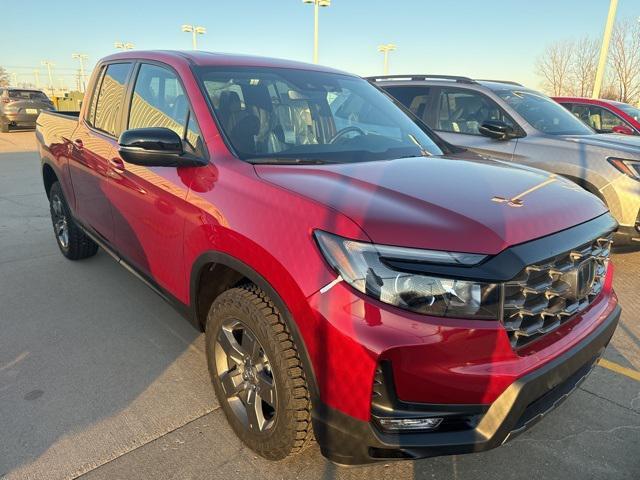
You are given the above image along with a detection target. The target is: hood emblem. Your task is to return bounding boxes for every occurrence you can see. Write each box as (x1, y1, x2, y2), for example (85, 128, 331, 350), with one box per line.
(492, 175, 558, 208)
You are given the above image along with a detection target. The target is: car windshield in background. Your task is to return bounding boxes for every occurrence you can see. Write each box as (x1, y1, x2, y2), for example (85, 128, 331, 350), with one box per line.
(497, 90, 594, 136)
(196, 67, 445, 163)
(8, 90, 49, 100)
(616, 103, 640, 122)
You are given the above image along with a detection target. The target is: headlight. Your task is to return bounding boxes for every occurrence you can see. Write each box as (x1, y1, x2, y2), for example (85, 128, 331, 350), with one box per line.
(314, 231, 501, 320)
(608, 158, 640, 181)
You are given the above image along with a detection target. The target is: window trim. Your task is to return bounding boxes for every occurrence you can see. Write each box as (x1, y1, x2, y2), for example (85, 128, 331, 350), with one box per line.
(431, 86, 525, 138)
(83, 61, 135, 139)
(124, 59, 209, 162)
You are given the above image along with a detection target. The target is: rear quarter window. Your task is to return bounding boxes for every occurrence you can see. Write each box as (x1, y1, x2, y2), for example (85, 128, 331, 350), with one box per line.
(92, 63, 133, 136)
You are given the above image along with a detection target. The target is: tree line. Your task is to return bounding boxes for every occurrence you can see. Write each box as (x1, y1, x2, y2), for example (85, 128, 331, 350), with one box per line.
(536, 17, 640, 104)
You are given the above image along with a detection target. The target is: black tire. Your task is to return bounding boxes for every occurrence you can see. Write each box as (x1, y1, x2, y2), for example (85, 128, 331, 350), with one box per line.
(0, 121, 9, 133)
(49, 182, 99, 260)
(205, 284, 313, 460)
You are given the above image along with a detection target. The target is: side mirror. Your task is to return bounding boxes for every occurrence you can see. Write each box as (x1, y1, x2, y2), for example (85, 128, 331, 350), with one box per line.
(611, 124, 634, 135)
(479, 120, 516, 140)
(118, 127, 206, 167)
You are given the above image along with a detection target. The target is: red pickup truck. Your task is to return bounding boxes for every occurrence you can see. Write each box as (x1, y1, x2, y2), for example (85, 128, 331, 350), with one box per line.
(36, 51, 620, 465)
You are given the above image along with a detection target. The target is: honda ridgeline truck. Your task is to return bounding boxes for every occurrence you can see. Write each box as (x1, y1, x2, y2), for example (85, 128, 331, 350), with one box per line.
(36, 51, 620, 465)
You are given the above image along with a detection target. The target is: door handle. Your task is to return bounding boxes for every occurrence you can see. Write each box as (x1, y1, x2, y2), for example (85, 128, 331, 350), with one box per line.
(73, 139, 83, 150)
(108, 157, 125, 173)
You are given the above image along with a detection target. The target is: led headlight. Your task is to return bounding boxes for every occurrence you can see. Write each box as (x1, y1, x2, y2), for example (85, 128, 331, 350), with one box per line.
(314, 231, 501, 320)
(608, 158, 640, 181)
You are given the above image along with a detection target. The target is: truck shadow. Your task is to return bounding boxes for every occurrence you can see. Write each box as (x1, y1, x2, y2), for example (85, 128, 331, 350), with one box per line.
(0, 151, 214, 479)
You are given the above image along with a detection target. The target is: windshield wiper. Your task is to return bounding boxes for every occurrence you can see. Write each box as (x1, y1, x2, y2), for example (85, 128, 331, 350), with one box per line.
(247, 157, 336, 165)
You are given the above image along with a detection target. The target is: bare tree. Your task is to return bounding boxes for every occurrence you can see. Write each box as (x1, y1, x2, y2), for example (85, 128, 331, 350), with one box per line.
(609, 19, 640, 104)
(536, 41, 574, 95)
(568, 37, 599, 97)
(0, 66, 8, 87)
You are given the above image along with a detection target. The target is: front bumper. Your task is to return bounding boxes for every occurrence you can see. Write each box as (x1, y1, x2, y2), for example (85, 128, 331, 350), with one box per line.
(313, 303, 620, 464)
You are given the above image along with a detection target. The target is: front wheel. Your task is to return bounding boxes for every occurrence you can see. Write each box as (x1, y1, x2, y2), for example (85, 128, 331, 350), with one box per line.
(205, 284, 313, 460)
(49, 182, 98, 260)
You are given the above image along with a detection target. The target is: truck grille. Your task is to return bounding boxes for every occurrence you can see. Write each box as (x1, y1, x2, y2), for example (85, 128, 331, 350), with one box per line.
(502, 233, 613, 349)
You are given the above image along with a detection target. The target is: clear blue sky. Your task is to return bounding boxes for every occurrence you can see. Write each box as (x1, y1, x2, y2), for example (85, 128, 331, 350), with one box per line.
(1, 0, 638, 89)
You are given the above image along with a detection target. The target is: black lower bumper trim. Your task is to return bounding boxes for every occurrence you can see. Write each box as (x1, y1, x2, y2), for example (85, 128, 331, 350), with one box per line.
(312, 304, 620, 465)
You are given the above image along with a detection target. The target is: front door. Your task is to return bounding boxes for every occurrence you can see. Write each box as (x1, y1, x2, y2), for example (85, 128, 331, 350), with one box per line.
(429, 87, 518, 161)
(104, 62, 207, 300)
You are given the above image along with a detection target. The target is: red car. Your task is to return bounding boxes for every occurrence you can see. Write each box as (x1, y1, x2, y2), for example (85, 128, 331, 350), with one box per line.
(36, 51, 620, 465)
(554, 96, 640, 135)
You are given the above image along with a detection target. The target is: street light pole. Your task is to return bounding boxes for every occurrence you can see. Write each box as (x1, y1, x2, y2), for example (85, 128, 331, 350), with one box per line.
(378, 44, 397, 75)
(33, 70, 40, 89)
(303, 0, 331, 64)
(72, 53, 88, 92)
(41, 61, 55, 95)
(181, 24, 207, 50)
(592, 0, 619, 99)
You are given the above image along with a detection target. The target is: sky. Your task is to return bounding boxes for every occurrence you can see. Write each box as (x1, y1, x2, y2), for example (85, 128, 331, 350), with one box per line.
(1, 0, 638, 90)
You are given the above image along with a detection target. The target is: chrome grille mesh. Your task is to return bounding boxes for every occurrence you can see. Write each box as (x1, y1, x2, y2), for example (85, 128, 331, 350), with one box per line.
(502, 233, 613, 349)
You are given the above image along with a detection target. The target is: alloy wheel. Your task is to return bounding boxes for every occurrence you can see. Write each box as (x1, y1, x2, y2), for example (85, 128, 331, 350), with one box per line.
(215, 319, 277, 433)
(51, 195, 69, 249)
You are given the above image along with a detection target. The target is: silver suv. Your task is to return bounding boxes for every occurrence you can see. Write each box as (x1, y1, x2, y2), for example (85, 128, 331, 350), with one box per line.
(372, 75, 640, 245)
(0, 87, 54, 133)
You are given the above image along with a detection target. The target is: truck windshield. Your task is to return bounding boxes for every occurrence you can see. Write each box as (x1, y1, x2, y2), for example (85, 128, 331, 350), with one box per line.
(196, 67, 445, 163)
(496, 90, 594, 136)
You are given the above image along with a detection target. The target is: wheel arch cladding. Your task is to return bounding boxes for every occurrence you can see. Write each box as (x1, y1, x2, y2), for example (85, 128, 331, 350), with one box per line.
(190, 250, 321, 404)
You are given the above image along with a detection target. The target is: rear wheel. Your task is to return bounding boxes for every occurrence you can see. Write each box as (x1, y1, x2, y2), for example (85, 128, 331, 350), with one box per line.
(49, 182, 98, 260)
(205, 284, 313, 460)
(0, 120, 9, 133)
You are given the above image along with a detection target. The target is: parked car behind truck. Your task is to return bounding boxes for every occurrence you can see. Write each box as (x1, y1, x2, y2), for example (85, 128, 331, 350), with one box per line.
(373, 76, 640, 245)
(0, 87, 54, 132)
(37, 52, 620, 465)
(554, 96, 640, 136)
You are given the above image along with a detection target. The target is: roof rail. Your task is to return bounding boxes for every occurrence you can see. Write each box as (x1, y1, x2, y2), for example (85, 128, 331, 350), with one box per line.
(475, 79, 523, 86)
(365, 74, 476, 84)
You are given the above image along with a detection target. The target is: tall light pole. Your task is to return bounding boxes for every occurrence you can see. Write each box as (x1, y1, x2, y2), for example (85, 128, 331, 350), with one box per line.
(114, 41, 135, 50)
(42, 60, 55, 95)
(592, 0, 619, 99)
(72, 53, 88, 92)
(302, 0, 331, 64)
(378, 44, 397, 75)
(11, 72, 18, 86)
(33, 69, 40, 89)
(181, 24, 206, 50)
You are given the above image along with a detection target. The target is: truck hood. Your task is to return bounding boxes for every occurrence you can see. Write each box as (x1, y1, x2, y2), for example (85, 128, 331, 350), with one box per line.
(255, 155, 608, 254)
(562, 133, 640, 157)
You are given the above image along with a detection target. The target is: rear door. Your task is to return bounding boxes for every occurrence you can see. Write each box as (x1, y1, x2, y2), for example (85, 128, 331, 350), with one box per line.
(104, 62, 207, 297)
(68, 62, 134, 242)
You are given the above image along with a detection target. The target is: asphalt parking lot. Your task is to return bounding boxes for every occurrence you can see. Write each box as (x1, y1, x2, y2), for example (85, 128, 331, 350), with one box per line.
(0, 130, 639, 480)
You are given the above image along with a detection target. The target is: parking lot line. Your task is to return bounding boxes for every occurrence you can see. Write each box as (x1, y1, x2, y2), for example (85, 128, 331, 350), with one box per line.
(598, 358, 640, 382)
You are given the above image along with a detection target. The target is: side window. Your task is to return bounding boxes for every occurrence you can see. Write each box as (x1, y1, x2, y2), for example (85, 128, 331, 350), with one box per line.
(569, 104, 591, 126)
(129, 63, 204, 157)
(129, 64, 189, 138)
(587, 106, 624, 133)
(86, 67, 105, 127)
(92, 63, 132, 136)
(435, 88, 513, 135)
(381, 86, 433, 124)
